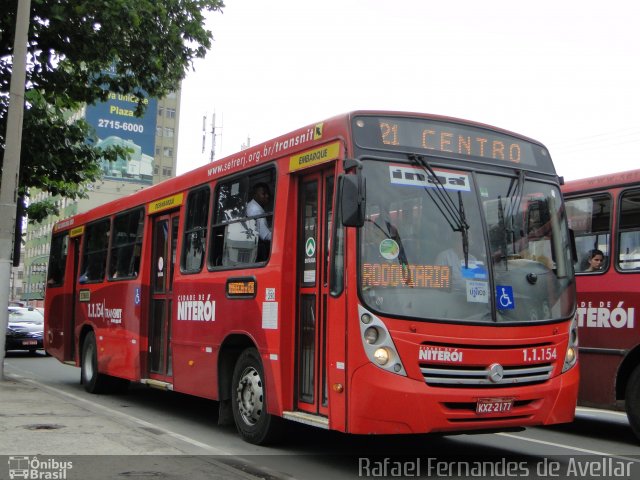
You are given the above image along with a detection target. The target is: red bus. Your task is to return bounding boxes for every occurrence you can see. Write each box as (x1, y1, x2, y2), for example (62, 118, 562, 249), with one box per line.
(562, 169, 640, 439)
(45, 111, 578, 444)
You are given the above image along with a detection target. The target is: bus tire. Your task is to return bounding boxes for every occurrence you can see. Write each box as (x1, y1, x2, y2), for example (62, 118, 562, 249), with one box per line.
(231, 348, 282, 445)
(81, 331, 110, 394)
(626, 365, 640, 441)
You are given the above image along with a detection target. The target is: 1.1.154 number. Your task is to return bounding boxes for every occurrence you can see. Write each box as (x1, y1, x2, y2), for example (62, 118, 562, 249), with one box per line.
(522, 347, 557, 362)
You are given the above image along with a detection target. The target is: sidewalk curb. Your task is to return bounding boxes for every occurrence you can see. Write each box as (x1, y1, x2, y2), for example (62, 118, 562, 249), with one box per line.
(0, 374, 289, 479)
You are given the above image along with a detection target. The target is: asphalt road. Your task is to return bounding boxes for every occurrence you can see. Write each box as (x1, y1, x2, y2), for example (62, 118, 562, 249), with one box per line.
(5, 352, 640, 479)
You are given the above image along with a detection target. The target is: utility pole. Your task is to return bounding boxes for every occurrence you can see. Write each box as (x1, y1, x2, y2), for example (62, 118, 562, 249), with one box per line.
(201, 115, 207, 154)
(209, 113, 217, 162)
(0, 0, 32, 379)
(209, 113, 222, 162)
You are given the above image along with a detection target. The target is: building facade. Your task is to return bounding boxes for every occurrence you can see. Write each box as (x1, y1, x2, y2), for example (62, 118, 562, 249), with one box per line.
(18, 91, 181, 306)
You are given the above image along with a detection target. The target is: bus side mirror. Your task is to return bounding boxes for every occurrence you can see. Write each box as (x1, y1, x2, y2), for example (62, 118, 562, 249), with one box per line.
(341, 173, 366, 227)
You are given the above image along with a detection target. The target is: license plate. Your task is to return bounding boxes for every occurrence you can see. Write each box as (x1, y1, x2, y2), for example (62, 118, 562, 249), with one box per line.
(476, 397, 514, 415)
(21, 340, 38, 346)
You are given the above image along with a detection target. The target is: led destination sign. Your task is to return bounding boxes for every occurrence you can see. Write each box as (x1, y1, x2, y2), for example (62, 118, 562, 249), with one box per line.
(353, 116, 554, 173)
(362, 263, 451, 289)
(226, 277, 257, 298)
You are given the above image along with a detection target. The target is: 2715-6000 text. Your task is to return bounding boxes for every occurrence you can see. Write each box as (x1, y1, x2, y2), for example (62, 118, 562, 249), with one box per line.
(98, 118, 144, 133)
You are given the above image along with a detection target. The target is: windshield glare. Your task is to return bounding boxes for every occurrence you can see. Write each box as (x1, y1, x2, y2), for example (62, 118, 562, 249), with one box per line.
(358, 160, 575, 323)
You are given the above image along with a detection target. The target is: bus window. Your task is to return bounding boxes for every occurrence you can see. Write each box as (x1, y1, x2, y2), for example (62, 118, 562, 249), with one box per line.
(565, 193, 611, 273)
(209, 169, 274, 268)
(47, 233, 68, 287)
(79, 219, 110, 283)
(479, 175, 574, 320)
(109, 208, 144, 279)
(181, 187, 210, 273)
(330, 176, 345, 296)
(618, 189, 640, 270)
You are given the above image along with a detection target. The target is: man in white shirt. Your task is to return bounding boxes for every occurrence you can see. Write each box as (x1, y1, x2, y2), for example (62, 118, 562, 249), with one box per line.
(435, 229, 485, 289)
(246, 182, 272, 241)
(435, 247, 475, 286)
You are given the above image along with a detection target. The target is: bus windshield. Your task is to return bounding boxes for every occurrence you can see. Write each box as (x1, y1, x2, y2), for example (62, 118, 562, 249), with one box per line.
(358, 159, 575, 323)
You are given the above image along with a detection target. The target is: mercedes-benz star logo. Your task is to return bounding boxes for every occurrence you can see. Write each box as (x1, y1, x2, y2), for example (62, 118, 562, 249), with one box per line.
(488, 363, 504, 383)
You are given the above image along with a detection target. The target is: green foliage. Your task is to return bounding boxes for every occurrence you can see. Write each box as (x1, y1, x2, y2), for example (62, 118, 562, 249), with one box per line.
(1, 0, 224, 222)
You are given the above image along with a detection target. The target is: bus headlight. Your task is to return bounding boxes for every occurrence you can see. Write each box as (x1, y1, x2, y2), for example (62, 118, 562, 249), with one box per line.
(364, 327, 379, 345)
(562, 317, 579, 372)
(358, 305, 406, 376)
(373, 348, 390, 365)
(565, 347, 576, 364)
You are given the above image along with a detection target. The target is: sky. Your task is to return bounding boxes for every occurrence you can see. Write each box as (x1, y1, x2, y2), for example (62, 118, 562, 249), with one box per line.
(176, 0, 640, 182)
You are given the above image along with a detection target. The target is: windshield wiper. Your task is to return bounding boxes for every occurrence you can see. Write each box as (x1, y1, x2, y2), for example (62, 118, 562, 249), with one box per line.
(458, 190, 470, 267)
(497, 194, 510, 269)
(505, 170, 526, 254)
(497, 170, 526, 266)
(407, 154, 470, 266)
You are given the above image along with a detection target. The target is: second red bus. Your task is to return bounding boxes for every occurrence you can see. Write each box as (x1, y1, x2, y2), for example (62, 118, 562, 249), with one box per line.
(563, 168, 640, 440)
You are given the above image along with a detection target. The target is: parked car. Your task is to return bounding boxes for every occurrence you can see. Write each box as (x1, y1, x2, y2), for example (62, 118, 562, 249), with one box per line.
(5, 307, 44, 354)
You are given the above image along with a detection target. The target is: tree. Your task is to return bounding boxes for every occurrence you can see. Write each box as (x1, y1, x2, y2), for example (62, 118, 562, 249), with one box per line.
(0, 0, 225, 222)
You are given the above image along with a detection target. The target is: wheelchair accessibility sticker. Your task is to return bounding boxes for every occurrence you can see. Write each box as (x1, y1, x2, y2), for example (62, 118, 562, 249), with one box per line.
(496, 285, 515, 310)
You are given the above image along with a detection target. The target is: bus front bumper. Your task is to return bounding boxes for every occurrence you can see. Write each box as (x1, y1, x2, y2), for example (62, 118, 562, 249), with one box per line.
(347, 362, 579, 435)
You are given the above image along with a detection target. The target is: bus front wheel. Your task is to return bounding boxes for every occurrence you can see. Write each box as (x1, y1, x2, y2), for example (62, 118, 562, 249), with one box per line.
(231, 348, 282, 445)
(626, 365, 640, 441)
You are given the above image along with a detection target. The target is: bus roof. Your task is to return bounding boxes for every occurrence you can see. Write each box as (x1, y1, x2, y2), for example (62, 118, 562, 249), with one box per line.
(562, 168, 640, 195)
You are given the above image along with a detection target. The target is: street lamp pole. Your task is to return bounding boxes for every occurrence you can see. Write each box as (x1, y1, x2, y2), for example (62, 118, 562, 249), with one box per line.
(0, 0, 32, 380)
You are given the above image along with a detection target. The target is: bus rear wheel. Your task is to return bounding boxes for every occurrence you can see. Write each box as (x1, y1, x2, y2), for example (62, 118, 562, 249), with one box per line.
(626, 365, 640, 441)
(81, 331, 129, 394)
(231, 348, 282, 445)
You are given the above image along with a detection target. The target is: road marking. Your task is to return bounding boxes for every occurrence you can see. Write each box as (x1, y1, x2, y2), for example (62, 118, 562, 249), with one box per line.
(576, 406, 628, 418)
(497, 432, 640, 463)
(9, 373, 236, 456)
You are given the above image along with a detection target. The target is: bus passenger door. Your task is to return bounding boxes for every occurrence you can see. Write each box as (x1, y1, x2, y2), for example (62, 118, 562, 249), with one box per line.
(295, 169, 334, 417)
(45, 233, 80, 362)
(148, 212, 179, 381)
(69, 236, 80, 359)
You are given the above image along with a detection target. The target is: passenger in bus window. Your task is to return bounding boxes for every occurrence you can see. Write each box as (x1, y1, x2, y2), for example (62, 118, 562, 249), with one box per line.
(246, 182, 272, 241)
(584, 249, 605, 272)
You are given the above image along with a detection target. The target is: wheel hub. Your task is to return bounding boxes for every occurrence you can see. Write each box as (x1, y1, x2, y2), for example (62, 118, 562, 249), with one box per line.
(236, 367, 264, 426)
